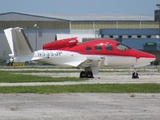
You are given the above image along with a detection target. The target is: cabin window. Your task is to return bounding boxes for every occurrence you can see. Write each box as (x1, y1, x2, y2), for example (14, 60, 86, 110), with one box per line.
(116, 43, 130, 50)
(86, 46, 92, 50)
(105, 44, 113, 50)
(95, 44, 102, 50)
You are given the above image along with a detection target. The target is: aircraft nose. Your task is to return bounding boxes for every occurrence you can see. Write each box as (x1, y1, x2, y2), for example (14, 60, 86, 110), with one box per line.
(145, 52, 156, 58)
(136, 50, 155, 58)
(134, 50, 156, 67)
(148, 53, 156, 62)
(140, 51, 156, 62)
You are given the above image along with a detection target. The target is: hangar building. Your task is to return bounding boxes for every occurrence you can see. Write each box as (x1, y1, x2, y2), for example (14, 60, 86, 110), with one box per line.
(0, 12, 159, 64)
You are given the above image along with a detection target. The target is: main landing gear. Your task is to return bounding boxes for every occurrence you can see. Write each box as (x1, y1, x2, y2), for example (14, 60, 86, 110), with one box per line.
(132, 68, 139, 79)
(79, 68, 94, 78)
(80, 71, 94, 78)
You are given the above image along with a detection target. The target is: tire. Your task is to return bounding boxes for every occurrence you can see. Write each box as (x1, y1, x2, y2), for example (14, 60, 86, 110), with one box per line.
(132, 72, 139, 79)
(86, 71, 94, 78)
(80, 71, 86, 78)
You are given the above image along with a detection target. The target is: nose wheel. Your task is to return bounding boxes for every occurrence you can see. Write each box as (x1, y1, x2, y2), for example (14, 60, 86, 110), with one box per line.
(132, 72, 139, 79)
(132, 68, 139, 79)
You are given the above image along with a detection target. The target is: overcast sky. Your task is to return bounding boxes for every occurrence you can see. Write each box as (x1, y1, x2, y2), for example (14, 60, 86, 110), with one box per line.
(0, 0, 159, 15)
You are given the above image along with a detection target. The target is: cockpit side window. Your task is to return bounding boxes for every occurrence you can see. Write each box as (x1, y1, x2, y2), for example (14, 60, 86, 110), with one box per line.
(116, 43, 130, 50)
(95, 44, 102, 50)
(105, 44, 113, 50)
(86, 46, 92, 50)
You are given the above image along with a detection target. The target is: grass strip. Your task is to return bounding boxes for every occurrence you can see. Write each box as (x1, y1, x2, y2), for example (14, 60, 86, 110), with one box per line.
(0, 72, 87, 83)
(0, 83, 159, 94)
(0, 70, 80, 73)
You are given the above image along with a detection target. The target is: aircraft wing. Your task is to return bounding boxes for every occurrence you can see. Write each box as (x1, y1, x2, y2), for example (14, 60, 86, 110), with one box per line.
(64, 61, 86, 67)
(77, 56, 105, 74)
(63, 56, 105, 74)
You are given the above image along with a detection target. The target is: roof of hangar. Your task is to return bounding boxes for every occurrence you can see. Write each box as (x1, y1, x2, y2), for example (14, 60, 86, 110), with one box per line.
(0, 12, 154, 21)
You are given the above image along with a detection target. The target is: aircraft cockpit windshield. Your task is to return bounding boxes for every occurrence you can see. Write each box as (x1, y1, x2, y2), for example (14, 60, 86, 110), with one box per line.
(116, 43, 130, 50)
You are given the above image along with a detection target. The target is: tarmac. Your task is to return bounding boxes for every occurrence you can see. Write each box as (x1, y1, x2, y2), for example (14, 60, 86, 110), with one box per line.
(0, 93, 160, 120)
(0, 70, 160, 120)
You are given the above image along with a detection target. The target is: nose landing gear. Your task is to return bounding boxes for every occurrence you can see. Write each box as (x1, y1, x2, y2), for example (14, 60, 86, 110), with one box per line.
(132, 68, 139, 79)
(132, 72, 139, 79)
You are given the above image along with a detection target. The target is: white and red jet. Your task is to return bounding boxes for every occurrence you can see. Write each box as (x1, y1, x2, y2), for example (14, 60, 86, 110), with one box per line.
(4, 27, 156, 78)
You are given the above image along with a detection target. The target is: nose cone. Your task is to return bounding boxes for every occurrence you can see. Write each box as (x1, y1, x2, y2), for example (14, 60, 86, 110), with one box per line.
(140, 51, 156, 59)
(133, 50, 156, 67)
(144, 52, 156, 62)
(134, 49, 155, 59)
(134, 50, 156, 67)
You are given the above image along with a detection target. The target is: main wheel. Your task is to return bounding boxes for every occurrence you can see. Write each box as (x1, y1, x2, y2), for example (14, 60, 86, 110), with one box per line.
(86, 71, 94, 78)
(80, 71, 86, 78)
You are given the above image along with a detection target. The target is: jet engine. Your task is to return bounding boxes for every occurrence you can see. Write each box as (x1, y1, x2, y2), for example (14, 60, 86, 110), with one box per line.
(43, 37, 78, 50)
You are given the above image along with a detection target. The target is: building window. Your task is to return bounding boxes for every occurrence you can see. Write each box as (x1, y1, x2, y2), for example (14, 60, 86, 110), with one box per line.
(101, 35, 104, 38)
(128, 35, 132, 38)
(119, 36, 122, 38)
(109, 35, 113, 38)
(137, 35, 141, 38)
(147, 35, 151, 38)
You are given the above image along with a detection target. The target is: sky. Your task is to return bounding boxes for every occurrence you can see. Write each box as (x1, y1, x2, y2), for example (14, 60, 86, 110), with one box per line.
(0, 0, 159, 16)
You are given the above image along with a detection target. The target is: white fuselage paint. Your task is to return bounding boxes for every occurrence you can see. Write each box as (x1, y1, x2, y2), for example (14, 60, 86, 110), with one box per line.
(34, 50, 87, 67)
(21, 50, 154, 68)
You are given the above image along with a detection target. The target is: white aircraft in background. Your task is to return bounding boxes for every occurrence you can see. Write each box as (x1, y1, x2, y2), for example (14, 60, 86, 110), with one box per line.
(4, 27, 156, 78)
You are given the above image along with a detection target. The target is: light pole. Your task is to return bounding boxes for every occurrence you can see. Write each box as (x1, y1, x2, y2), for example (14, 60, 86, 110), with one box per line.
(34, 24, 38, 51)
(27, 26, 29, 39)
